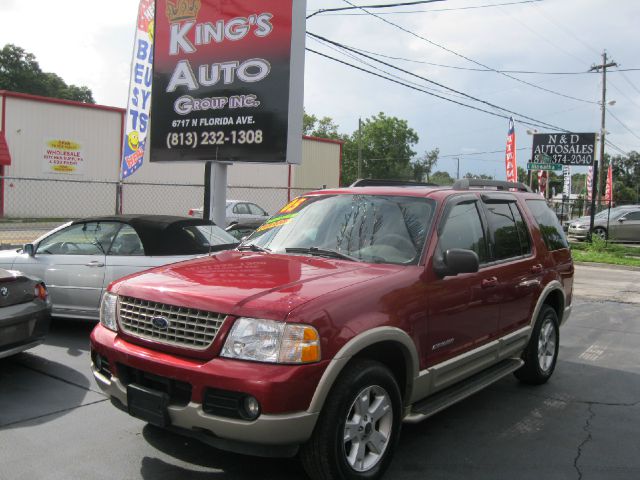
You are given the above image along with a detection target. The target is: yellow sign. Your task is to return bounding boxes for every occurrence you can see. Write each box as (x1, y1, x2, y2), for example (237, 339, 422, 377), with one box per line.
(43, 138, 85, 175)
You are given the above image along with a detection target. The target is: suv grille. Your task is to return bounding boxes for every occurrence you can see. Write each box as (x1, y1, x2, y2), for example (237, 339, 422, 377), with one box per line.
(118, 296, 226, 350)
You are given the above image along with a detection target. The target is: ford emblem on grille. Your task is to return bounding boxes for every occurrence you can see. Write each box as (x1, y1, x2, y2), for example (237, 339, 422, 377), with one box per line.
(151, 316, 170, 330)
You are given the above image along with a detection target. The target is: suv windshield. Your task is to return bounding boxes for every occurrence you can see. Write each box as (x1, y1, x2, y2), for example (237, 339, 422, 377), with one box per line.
(243, 194, 435, 265)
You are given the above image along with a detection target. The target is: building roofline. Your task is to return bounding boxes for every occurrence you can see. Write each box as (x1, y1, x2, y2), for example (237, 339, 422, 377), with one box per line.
(0, 90, 125, 114)
(303, 135, 344, 145)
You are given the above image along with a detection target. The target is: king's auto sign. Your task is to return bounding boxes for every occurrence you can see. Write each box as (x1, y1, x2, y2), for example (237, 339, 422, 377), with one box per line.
(150, 0, 306, 164)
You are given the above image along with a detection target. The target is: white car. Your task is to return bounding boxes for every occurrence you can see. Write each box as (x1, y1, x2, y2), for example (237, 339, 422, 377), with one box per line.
(0, 215, 238, 321)
(188, 199, 269, 225)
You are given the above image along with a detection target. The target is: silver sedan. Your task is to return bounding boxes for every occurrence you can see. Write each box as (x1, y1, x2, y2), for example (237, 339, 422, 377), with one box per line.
(0, 215, 239, 321)
(568, 205, 640, 241)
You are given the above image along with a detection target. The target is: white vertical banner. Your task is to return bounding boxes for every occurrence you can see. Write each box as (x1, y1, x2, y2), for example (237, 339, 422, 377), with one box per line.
(562, 165, 571, 197)
(121, 0, 155, 179)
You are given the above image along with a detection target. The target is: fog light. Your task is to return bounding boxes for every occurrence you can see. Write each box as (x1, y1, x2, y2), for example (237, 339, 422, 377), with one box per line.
(243, 396, 260, 420)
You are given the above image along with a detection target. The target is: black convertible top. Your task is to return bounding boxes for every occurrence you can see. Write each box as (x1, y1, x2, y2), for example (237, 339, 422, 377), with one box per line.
(70, 214, 232, 256)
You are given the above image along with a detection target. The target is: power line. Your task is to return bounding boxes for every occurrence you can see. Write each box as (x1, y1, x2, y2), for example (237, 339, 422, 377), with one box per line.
(309, 32, 567, 131)
(306, 47, 560, 131)
(335, 45, 596, 74)
(306, 0, 445, 19)
(607, 111, 640, 143)
(440, 147, 529, 158)
(320, 44, 640, 75)
(307, 36, 472, 102)
(605, 139, 630, 156)
(619, 71, 640, 96)
(312, 0, 543, 16)
(608, 80, 640, 111)
(338, 0, 597, 104)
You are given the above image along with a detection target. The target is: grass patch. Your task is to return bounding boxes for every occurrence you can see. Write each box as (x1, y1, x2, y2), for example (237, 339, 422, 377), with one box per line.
(570, 237, 640, 267)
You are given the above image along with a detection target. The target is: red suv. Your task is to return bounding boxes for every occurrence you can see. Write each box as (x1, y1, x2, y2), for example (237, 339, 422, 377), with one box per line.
(91, 179, 573, 480)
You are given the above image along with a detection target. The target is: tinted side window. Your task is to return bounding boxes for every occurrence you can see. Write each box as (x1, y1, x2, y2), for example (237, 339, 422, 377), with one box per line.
(109, 225, 144, 256)
(439, 201, 488, 263)
(623, 211, 640, 221)
(511, 203, 532, 255)
(526, 199, 569, 250)
(484, 202, 531, 260)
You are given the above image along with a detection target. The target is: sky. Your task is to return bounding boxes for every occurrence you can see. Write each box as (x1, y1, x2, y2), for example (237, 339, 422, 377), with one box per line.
(1, 0, 639, 179)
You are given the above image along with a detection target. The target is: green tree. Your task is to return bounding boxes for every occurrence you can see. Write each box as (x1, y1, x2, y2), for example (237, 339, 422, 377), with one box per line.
(464, 172, 494, 180)
(430, 170, 455, 185)
(0, 44, 94, 103)
(517, 166, 528, 184)
(342, 113, 419, 185)
(411, 148, 439, 182)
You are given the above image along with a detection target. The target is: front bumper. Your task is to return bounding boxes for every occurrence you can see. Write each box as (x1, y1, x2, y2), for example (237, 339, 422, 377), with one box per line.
(568, 226, 589, 239)
(0, 300, 50, 359)
(90, 324, 322, 456)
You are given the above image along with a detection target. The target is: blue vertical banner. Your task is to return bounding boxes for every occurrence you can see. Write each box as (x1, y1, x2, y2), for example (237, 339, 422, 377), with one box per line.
(121, 0, 155, 179)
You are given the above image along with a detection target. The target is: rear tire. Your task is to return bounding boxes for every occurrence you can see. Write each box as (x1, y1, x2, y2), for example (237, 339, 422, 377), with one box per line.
(300, 359, 402, 480)
(515, 305, 559, 385)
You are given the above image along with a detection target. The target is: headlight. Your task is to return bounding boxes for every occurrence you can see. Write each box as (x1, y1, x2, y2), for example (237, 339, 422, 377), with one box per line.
(100, 292, 118, 331)
(221, 317, 320, 364)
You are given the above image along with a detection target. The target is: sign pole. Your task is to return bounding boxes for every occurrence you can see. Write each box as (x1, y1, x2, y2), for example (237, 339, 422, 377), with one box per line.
(208, 162, 229, 228)
(588, 158, 599, 242)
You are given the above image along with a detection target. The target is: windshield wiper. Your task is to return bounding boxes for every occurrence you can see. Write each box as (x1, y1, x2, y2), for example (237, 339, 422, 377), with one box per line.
(237, 243, 271, 253)
(285, 247, 358, 262)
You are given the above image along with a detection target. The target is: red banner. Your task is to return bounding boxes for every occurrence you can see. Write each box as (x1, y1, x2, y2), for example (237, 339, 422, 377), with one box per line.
(604, 164, 613, 204)
(505, 117, 517, 182)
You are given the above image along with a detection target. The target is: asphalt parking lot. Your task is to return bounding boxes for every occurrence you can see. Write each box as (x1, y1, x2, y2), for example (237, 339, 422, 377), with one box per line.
(1, 265, 639, 480)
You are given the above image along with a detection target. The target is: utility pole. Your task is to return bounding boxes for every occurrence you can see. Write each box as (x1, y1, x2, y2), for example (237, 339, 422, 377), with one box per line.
(357, 118, 363, 179)
(455, 157, 460, 179)
(588, 51, 617, 240)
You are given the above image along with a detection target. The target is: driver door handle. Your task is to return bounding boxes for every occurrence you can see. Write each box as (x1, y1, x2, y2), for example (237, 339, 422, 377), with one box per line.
(481, 277, 498, 289)
(85, 261, 105, 267)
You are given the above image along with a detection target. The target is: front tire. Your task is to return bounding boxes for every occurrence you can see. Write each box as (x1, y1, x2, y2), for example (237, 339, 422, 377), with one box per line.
(300, 360, 402, 480)
(593, 227, 607, 240)
(515, 305, 560, 385)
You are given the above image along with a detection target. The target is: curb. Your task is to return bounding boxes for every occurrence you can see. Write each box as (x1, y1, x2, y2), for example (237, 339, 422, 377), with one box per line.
(574, 261, 640, 272)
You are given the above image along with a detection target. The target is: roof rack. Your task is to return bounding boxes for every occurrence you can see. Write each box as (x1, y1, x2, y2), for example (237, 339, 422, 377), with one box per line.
(350, 178, 439, 187)
(452, 179, 532, 193)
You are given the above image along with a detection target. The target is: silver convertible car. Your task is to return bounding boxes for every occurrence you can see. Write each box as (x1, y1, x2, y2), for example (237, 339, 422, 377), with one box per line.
(0, 215, 239, 321)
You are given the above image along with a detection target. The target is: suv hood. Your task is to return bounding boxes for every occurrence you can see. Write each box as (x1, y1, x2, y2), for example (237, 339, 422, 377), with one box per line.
(112, 250, 398, 320)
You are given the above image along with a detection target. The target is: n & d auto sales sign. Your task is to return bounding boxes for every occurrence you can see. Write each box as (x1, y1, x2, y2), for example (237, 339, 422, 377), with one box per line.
(150, 0, 306, 164)
(531, 132, 596, 166)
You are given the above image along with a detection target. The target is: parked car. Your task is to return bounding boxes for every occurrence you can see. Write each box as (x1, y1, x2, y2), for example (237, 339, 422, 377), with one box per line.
(224, 221, 262, 241)
(188, 200, 270, 225)
(568, 205, 640, 241)
(0, 268, 50, 359)
(0, 215, 239, 321)
(91, 180, 573, 480)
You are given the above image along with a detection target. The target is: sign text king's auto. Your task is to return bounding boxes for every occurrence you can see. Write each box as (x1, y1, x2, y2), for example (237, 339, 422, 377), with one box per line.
(150, 0, 306, 164)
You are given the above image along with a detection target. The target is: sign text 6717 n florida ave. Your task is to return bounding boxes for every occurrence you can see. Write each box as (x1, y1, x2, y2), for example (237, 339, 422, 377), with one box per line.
(531, 133, 596, 166)
(150, 0, 306, 165)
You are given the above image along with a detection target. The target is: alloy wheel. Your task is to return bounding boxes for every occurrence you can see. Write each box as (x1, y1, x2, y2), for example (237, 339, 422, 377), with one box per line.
(342, 385, 394, 473)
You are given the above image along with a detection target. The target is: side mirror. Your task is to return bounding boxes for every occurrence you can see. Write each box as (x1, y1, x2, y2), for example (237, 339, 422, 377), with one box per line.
(618, 217, 626, 223)
(433, 248, 479, 278)
(23, 243, 36, 257)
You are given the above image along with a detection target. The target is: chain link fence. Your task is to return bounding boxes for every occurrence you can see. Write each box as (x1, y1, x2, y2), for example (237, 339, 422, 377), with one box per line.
(0, 176, 321, 248)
